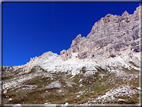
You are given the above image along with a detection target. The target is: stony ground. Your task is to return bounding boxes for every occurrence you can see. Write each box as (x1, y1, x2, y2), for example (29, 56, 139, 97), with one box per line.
(2, 63, 141, 105)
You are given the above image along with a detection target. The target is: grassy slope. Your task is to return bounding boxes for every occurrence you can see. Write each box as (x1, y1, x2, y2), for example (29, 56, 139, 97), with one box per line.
(2, 66, 140, 104)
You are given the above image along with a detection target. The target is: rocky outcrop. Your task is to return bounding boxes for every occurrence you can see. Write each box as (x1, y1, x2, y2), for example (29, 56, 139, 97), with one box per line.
(60, 34, 83, 60)
(60, 6, 140, 61)
(60, 49, 72, 61)
(46, 81, 61, 89)
(71, 34, 82, 48)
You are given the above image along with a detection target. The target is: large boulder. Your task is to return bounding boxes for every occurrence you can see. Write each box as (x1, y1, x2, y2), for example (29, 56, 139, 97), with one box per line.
(46, 81, 61, 89)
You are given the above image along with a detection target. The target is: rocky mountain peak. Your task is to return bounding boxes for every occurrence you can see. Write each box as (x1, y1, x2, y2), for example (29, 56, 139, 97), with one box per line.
(40, 51, 57, 58)
(75, 34, 82, 41)
(71, 34, 82, 47)
(134, 6, 140, 14)
(122, 11, 129, 17)
(25, 6, 140, 63)
(60, 6, 140, 61)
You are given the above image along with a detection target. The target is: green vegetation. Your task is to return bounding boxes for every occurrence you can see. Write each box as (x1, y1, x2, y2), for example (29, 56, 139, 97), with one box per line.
(121, 67, 139, 74)
(3, 65, 140, 104)
(81, 67, 86, 74)
(129, 61, 139, 68)
(23, 76, 51, 88)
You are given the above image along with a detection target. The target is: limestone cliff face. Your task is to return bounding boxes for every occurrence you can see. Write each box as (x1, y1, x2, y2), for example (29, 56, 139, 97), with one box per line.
(60, 6, 141, 61)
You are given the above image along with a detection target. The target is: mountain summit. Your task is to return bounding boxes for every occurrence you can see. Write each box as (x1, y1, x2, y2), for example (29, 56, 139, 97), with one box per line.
(60, 6, 140, 61)
(2, 6, 141, 105)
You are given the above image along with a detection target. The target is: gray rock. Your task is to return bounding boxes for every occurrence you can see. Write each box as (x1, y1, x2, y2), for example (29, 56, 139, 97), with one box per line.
(76, 6, 140, 59)
(78, 51, 88, 59)
(12, 104, 21, 107)
(46, 81, 61, 89)
(71, 45, 79, 53)
(84, 71, 96, 77)
(71, 34, 82, 47)
(60, 49, 72, 61)
(54, 6, 140, 61)
(60, 49, 66, 56)
(131, 41, 139, 47)
(133, 46, 141, 52)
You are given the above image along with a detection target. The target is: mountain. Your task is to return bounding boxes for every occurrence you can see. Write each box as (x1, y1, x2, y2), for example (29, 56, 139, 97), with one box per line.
(2, 6, 141, 105)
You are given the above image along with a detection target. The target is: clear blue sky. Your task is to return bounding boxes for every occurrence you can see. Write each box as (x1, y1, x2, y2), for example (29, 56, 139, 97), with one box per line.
(2, 2, 139, 66)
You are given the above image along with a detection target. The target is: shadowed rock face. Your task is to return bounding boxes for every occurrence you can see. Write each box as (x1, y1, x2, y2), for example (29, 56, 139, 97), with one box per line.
(60, 6, 140, 61)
